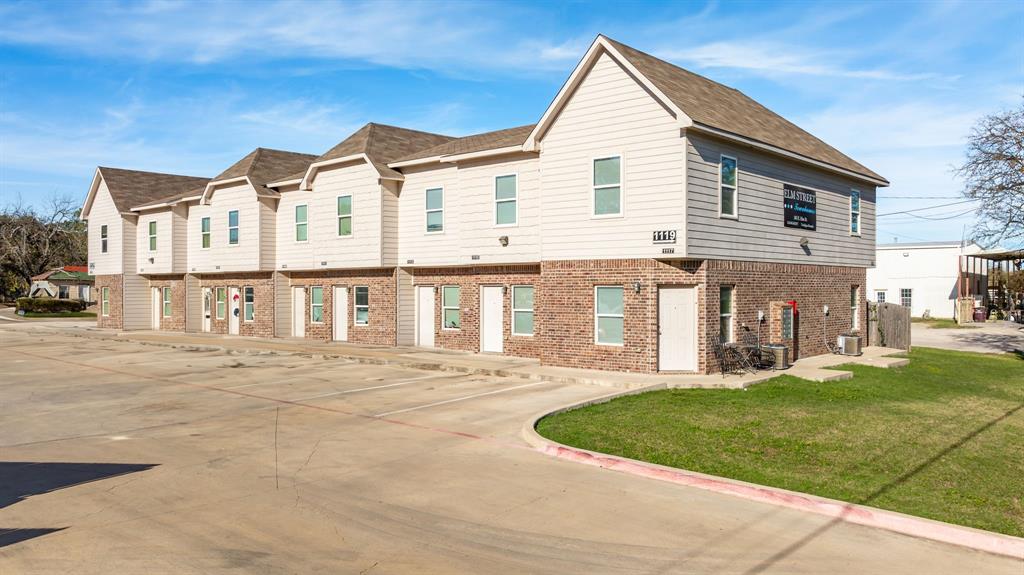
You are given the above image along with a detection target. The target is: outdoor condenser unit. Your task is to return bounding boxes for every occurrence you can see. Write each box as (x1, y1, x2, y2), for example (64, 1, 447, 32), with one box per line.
(837, 334, 863, 356)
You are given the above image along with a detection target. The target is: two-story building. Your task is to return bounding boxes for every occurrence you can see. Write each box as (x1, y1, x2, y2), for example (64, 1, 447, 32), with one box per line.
(84, 35, 886, 374)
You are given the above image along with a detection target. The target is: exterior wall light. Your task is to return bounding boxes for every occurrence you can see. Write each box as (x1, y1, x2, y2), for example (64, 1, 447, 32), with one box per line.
(799, 237, 809, 247)
(498, 236, 509, 247)
(634, 281, 642, 293)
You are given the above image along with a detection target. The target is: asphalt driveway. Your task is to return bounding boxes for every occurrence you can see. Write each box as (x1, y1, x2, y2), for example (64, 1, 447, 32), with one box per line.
(0, 324, 1018, 574)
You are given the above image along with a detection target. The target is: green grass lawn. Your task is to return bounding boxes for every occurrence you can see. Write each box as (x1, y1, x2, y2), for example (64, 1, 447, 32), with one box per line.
(22, 311, 96, 318)
(537, 347, 1024, 537)
(911, 317, 978, 329)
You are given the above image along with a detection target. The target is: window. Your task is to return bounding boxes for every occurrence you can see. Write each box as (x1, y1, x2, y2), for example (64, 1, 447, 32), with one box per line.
(719, 155, 738, 218)
(876, 290, 886, 303)
(442, 285, 460, 329)
(216, 287, 226, 319)
(426, 188, 444, 233)
(201, 217, 211, 249)
(595, 286, 624, 345)
(148, 221, 157, 251)
(228, 210, 239, 245)
(337, 195, 352, 236)
(719, 286, 734, 343)
(79, 285, 89, 300)
(243, 286, 254, 321)
(310, 286, 323, 323)
(512, 286, 534, 336)
(592, 156, 622, 216)
(101, 287, 110, 316)
(851, 286, 860, 330)
(100, 225, 108, 253)
(58, 285, 69, 299)
(162, 287, 172, 317)
(294, 204, 308, 242)
(850, 189, 861, 235)
(495, 174, 517, 226)
(354, 286, 369, 325)
(900, 288, 912, 309)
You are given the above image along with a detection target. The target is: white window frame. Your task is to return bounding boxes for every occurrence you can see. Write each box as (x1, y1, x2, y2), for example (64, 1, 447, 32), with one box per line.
(201, 217, 211, 249)
(310, 286, 323, 323)
(148, 221, 157, 252)
(719, 154, 738, 219)
(58, 285, 69, 299)
(295, 204, 308, 243)
(494, 173, 518, 227)
(875, 290, 886, 303)
(243, 286, 254, 322)
(900, 288, 912, 309)
(228, 210, 239, 246)
(849, 189, 861, 236)
(720, 285, 734, 343)
(100, 224, 108, 253)
(851, 286, 860, 330)
(425, 187, 444, 234)
(354, 285, 369, 326)
(337, 194, 353, 237)
(101, 287, 110, 316)
(216, 287, 226, 319)
(442, 285, 461, 330)
(591, 154, 624, 218)
(511, 285, 534, 337)
(594, 286, 624, 346)
(162, 286, 172, 318)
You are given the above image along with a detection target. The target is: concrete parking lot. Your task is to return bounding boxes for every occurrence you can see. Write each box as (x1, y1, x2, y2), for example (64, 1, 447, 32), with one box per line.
(0, 324, 1018, 574)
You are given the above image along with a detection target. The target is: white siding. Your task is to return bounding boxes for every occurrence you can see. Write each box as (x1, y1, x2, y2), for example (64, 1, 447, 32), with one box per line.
(453, 154, 540, 264)
(538, 51, 687, 261)
(867, 243, 983, 319)
(259, 197, 277, 270)
(172, 205, 188, 274)
(274, 271, 291, 337)
(686, 133, 876, 266)
(275, 185, 316, 271)
(187, 184, 261, 273)
(397, 164, 460, 266)
(184, 273, 201, 332)
(136, 210, 173, 274)
(396, 267, 415, 345)
(86, 181, 124, 276)
(381, 180, 400, 267)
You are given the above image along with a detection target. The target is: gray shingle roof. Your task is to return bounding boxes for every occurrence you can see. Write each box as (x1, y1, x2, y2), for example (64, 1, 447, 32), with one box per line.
(602, 37, 885, 183)
(394, 124, 536, 163)
(213, 147, 318, 188)
(96, 167, 210, 213)
(311, 123, 454, 180)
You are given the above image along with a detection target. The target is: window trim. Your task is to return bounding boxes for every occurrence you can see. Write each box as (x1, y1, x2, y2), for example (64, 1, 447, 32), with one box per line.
(201, 217, 211, 250)
(295, 204, 308, 243)
(875, 290, 886, 304)
(310, 285, 323, 324)
(216, 287, 226, 320)
(425, 186, 445, 234)
(337, 194, 353, 238)
(441, 284, 461, 331)
(851, 286, 860, 330)
(100, 224, 108, 253)
(849, 188, 862, 236)
(227, 210, 240, 246)
(900, 288, 912, 309)
(718, 154, 739, 219)
(354, 285, 369, 326)
(511, 285, 534, 337)
(594, 285, 625, 346)
(101, 287, 110, 316)
(719, 285, 735, 343)
(148, 221, 157, 252)
(162, 286, 172, 318)
(243, 286, 255, 322)
(494, 173, 519, 228)
(591, 154, 624, 219)
(58, 285, 69, 299)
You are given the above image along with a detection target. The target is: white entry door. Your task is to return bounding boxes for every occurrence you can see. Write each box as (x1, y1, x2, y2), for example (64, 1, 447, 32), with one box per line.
(292, 287, 305, 337)
(151, 288, 161, 329)
(333, 286, 348, 342)
(228, 287, 240, 335)
(202, 288, 212, 332)
(658, 286, 697, 371)
(416, 286, 435, 348)
(480, 286, 504, 353)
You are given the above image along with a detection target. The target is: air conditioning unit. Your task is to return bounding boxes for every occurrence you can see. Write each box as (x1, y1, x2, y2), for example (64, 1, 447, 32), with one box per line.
(837, 334, 862, 356)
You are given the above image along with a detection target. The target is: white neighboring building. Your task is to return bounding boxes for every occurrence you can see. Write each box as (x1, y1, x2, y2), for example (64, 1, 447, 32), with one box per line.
(868, 241, 985, 319)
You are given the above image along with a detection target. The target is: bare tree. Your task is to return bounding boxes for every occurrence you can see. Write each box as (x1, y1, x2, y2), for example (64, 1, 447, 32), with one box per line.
(0, 196, 88, 294)
(955, 100, 1024, 246)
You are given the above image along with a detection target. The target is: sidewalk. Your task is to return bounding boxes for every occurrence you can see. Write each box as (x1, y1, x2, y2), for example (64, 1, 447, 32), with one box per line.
(40, 325, 909, 390)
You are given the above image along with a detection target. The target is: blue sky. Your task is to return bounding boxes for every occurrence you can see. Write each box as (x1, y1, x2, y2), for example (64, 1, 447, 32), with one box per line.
(1, 0, 1021, 245)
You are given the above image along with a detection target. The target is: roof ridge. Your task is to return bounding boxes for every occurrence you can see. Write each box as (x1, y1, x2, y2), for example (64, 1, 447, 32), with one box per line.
(98, 166, 210, 180)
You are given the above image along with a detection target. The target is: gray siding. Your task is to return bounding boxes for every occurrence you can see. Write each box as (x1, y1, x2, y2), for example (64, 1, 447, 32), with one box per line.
(396, 267, 414, 346)
(184, 273, 201, 332)
(685, 132, 876, 267)
(274, 271, 290, 338)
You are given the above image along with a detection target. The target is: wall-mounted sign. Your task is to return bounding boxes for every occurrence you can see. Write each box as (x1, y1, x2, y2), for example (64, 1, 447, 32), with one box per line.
(783, 184, 816, 231)
(652, 230, 677, 244)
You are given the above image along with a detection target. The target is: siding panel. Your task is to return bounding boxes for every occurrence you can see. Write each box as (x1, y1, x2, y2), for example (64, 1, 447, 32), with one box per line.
(87, 181, 124, 276)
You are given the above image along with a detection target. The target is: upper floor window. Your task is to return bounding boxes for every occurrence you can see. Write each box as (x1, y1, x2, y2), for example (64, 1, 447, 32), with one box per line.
(875, 290, 886, 303)
(426, 188, 444, 233)
(719, 285, 734, 343)
(495, 174, 517, 226)
(850, 189, 861, 235)
(442, 285, 460, 329)
(900, 288, 912, 309)
(337, 195, 352, 236)
(310, 286, 323, 323)
(228, 210, 239, 245)
(295, 205, 308, 242)
(201, 217, 211, 249)
(719, 155, 738, 218)
(100, 225, 108, 253)
(593, 156, 622, 216)
(354, 286, 369, 325)
(148, 221, 157, 251)
(243, 286, 254, 321)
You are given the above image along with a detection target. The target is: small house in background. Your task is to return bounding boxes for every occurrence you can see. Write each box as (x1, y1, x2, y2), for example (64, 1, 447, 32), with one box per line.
(30, 266, 95, 302)
(867, 241, 985, 319)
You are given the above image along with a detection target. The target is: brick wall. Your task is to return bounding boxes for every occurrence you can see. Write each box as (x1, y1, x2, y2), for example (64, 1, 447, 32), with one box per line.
(411, 265, 543, 358)
(288, 269, 397, 345)
(146, 275, 186, 331)
(94, 274, 122, 330)
(197, 273, 275, 338)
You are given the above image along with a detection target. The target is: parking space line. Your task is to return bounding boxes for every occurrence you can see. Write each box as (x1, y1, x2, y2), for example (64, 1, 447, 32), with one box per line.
(290, 373, 452, 402)
(375, 381, 549, 417)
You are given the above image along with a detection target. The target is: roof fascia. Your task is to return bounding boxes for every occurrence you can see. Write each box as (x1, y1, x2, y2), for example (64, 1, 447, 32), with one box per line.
(300, 153, 379, 190)
(441, 145, 532, 163)
(200, 176, 250, 204)
(81, 168, 104, 219)
(523, 36, 692, 152)
(130, 194, 201, 212)
(388, 155, 445, 169)
(266, 178, 302, 189)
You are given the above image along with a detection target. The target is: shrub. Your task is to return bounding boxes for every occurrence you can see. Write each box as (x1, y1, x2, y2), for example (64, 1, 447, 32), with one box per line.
(16, 297, 86, 313)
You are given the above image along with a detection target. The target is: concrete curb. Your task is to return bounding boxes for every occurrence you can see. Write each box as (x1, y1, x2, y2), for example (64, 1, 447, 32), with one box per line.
(521, 391, 1024, 560)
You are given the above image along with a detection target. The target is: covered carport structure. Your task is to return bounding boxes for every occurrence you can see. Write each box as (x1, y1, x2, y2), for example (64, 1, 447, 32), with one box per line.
(958, 248, 1024, 323)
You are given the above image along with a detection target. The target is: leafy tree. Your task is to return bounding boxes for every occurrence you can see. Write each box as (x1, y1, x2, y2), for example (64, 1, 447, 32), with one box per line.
(956, 101, 1024, 246)
(0, 197, 88, 294)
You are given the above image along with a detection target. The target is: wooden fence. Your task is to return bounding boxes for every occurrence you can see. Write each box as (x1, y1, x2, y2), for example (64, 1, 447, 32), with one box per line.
(868, 302, 911, 351)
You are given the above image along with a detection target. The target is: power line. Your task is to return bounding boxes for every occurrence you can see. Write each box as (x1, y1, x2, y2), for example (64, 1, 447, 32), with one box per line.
(883, 208, 977, 223)
(877, 199, 978, 217)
